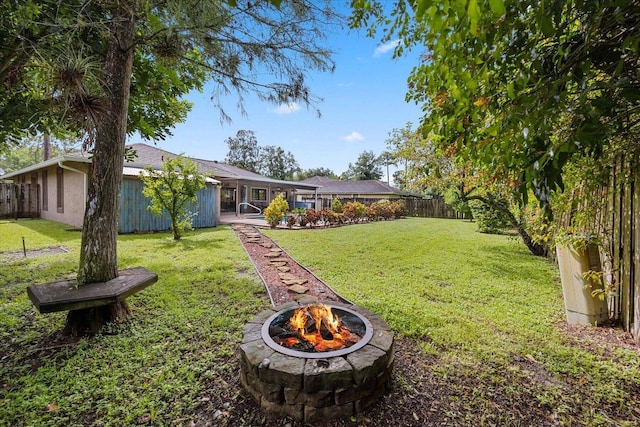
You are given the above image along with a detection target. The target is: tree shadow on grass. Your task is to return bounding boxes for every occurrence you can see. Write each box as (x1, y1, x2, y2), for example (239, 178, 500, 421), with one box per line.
(466, 243, 558, 283)
(120, 226, 228, 252)
(0, 219, 82, 247)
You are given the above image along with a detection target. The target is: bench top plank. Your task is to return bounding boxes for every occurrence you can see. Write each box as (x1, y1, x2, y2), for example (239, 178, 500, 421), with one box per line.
(27, 267, 158, 313)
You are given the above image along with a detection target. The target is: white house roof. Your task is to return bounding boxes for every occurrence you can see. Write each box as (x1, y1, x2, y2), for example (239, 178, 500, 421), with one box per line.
(0, 154, 92, 179)
(122, 166, 220, 184)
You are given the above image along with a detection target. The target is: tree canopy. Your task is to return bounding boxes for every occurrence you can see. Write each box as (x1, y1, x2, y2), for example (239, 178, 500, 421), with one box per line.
(296, 167, 338, 181)
(350, 0, 640, 211)
(0, 1, 208, 148)
(224, 130, 261, 173)
(341, 150, 383, 181)
(259, 145, 300, 181)
(141, 155, 206, 241)
(0, 136, 78, 173)
(2, 0, 340, 334)
(224, 129, 300, 180)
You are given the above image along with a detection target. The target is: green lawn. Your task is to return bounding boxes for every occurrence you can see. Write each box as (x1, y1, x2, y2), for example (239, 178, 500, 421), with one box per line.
(0, 219, 268, 426)
(1, 218, 638, 426)
(265, 219, 563, 360)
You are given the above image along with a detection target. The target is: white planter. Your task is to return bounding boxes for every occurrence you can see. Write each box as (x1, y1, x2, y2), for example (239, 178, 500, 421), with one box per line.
(556, 244, 609, 325)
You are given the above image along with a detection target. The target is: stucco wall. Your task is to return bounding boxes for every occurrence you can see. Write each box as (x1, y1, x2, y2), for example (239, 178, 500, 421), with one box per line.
(38, 162, 88, 228)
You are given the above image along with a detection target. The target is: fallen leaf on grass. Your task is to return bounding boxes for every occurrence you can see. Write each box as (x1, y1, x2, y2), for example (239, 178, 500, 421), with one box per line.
(137, 413, 151, 424)
(47, 403, 58, 411)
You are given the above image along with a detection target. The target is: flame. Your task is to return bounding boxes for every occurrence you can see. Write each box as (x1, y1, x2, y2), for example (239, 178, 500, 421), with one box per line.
(286, 304, 360, 352)
(281, 337, 300, 347)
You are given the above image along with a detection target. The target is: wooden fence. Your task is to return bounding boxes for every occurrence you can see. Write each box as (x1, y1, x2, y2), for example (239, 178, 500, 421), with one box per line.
(403, 197, 464, 219)
(560, 157, 640, 341)
(319, 197, 462, 219)
(0, 183, 40, 219)
(608, 159, 639, 340)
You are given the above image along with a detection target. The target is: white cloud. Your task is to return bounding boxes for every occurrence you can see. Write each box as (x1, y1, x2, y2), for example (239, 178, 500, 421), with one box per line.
(342, 131, 365, 143)
(373, 39, 400, 58)
(272, 102, 300, 114)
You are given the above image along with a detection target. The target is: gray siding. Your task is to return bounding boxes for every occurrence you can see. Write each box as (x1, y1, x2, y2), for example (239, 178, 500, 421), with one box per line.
(118, 178, 217, 233)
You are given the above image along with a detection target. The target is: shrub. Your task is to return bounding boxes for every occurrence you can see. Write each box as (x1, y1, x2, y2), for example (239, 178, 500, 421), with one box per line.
(368, 199, 405, 220)
(320, 209, 339, 226)
(290, 208, 306, 227)
(390, 200, 405, 218)
(303, 209, 321, 227)
(342, 201, 366, 222)
(331, 198, 343, 213)
(263, 194, 289, 228)
(368, 199, 395, 220)
(469, 200, 510, 234)
(444, 187, 472, 219)
(365, 204, 378, 220)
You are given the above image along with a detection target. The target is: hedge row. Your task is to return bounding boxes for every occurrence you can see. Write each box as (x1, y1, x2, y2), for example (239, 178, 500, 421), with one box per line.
(284, 199, 405, 228)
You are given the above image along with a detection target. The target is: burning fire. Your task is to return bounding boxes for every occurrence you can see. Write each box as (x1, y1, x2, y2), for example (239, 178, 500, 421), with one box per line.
(279, 304, 361, 352)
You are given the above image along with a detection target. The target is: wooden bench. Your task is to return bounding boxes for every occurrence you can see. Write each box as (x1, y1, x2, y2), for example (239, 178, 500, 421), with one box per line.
(27, 267, 158, 313)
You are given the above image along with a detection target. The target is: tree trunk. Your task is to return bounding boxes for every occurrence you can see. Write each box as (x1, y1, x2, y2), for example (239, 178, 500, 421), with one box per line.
(467, 194, 549, 257)
(63, 301, 131, 336)
(43, 134, 50, 160)
(64, 5, 137, 336)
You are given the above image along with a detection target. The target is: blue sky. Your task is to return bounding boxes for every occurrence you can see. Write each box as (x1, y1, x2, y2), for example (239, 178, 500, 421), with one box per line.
(130, 9, 424, 182)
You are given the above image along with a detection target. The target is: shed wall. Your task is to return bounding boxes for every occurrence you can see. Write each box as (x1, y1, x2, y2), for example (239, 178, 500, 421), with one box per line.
(118, 178, 218, 233)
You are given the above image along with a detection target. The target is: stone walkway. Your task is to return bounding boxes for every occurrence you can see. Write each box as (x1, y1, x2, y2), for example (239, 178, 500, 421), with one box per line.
(232, 225, 346, 306)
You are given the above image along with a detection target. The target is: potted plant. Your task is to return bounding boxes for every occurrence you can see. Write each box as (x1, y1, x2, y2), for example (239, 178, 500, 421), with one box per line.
(554, 231, 609, 325)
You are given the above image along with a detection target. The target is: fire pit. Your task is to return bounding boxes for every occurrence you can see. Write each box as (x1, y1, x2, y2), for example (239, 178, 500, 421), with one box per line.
(263, 303, 374, 357)
(240, 299, 394, 423)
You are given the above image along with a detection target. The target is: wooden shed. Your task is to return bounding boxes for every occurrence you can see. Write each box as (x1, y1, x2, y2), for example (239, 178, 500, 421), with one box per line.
(118, 171, 219, 234)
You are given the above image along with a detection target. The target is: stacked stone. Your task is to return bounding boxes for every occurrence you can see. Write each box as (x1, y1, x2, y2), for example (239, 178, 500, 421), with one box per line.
(239, 299, 394, 424)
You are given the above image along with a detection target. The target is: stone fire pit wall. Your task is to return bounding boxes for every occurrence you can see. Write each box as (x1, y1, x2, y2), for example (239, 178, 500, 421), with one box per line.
(240, 299, 395, 424)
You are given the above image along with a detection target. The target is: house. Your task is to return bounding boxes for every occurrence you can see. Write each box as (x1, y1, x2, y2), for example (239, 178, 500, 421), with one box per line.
(0, 151, 220, 232)
(1, 154, 93, 227)
(296, 176, 412, 209)
(0, 143, 320, 231)
(128, 143, 321, 215)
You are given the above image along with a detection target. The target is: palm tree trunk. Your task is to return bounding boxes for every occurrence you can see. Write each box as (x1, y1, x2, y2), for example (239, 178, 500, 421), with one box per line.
(65, 5, 138, 336)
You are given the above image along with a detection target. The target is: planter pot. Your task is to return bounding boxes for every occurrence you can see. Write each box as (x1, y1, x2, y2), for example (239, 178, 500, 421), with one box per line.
(556, 244, 608, 325)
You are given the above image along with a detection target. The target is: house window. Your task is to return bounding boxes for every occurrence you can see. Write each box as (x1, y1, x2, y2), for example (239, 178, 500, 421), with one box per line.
(56, 167, 64, 213)
(251, 188, 267, 201)
(42, 170, 48, 211)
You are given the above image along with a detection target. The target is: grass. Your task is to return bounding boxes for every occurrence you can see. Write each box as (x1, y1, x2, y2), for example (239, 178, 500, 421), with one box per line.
(0, 219, 268, 426)
(0, 217, 638, 426)
(264, 219, 640, 425)
(267, 219, 562, 358)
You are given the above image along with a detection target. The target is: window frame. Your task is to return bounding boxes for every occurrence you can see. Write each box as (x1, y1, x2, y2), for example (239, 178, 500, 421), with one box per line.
(250, 187, 267, 202)
(42, 170, 48, 211)
(56, 167, 64, 213)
